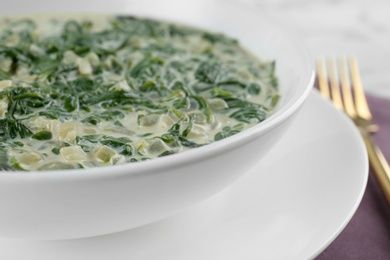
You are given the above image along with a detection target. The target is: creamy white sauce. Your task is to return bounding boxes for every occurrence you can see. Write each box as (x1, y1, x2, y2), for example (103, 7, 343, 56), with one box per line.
(0, 14, 279, 171)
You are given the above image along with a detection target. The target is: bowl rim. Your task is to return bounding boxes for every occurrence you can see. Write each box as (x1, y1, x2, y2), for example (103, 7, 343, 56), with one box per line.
(0, 7, 315, 177)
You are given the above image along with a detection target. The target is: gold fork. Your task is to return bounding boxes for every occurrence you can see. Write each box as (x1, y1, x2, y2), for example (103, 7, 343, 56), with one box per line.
(316, 57, 390, 204)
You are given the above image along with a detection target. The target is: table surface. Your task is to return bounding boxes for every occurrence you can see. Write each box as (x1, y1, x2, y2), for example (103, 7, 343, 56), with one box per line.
(251, 0, 390, 99)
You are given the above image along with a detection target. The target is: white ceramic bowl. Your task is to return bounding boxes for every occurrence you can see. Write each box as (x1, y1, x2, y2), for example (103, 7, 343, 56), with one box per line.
(0, 0, 314, 240)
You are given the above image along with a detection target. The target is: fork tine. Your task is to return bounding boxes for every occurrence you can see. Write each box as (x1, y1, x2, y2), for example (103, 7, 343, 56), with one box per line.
(338, 57, 357, 119)
(316, 58, 330, 99)
(349, 57, 372, 121)
(316, 56, 390, 205)
(327, 58, 344, 110)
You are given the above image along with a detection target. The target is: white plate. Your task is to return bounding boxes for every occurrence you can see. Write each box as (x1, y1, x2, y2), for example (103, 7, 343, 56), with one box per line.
(0, 91, 368, 260)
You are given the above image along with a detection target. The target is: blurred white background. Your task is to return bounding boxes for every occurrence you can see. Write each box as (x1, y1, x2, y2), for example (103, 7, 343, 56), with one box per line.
(250, 0, 390, 98)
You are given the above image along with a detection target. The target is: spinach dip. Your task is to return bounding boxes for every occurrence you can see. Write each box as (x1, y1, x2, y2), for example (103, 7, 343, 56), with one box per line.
(0, 14, 279, 171)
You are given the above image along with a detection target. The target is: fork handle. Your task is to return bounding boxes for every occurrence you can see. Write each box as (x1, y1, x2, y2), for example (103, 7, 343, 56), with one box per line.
(363, 134, 390, 204)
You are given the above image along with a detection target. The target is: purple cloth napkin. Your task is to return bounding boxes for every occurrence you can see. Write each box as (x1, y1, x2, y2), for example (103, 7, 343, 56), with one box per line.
(316, 94, 390, 259)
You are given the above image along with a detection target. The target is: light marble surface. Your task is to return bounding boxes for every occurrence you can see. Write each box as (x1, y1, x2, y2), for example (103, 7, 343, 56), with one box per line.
(250, 0, 390, 98)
